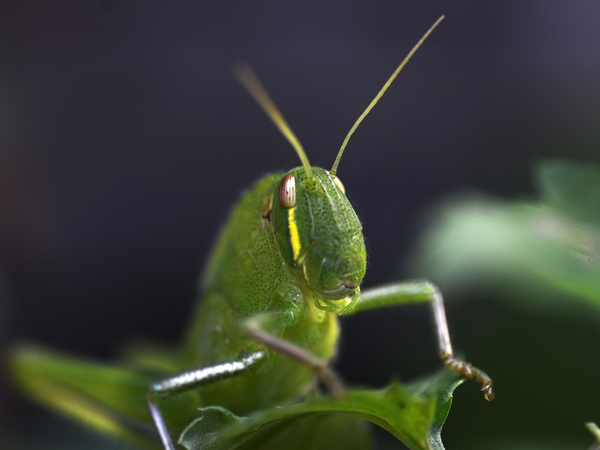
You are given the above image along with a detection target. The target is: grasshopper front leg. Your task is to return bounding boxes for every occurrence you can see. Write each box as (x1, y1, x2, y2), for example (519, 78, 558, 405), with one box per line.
(147, 352, 265, 450)
(340, 281, 494, 401)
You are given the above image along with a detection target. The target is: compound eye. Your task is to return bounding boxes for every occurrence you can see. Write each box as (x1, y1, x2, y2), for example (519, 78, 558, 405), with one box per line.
(332, 175, 345, 194)
(278, 174, 296, 208)
(326, 170, 346, 194)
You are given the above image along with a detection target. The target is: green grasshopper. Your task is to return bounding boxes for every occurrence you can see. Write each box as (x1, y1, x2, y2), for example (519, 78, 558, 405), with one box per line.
(10, 16, 492, 450)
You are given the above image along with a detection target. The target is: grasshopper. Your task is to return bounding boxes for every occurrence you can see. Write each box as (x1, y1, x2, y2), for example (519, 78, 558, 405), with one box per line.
(10, 16, 492, 450)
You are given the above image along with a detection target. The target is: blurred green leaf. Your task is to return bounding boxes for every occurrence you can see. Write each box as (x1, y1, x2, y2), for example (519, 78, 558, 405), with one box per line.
(9, 344, 160, 449)
(410, 158, 600, 313)
(8, 344, 200, 450)
(536, 159, 600, 227)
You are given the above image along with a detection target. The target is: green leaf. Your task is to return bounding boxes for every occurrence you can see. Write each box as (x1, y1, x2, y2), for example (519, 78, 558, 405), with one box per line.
(9, 344, 158, 448)
(536, 159, 600, 227)
(537, 269, 600, 306)
(180, 368, 463, 450)
(409, 160, 600, 314)
(8, 343, 199, 449)
(178, 407, 245, 450)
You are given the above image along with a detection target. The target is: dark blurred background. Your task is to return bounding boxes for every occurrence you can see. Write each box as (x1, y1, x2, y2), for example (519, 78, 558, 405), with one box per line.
(1, 1, 600, 449)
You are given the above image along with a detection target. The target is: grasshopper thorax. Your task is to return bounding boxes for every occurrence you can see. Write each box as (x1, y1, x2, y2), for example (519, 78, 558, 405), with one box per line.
(271, 167, 366, 301)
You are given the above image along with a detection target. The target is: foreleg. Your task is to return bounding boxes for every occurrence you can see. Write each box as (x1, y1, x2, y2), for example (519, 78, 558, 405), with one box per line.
(147, 352, 265, 450)
(340, 281, 494, 401)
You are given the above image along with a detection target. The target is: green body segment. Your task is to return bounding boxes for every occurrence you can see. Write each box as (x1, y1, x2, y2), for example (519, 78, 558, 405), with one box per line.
(182, 167, 366, 415)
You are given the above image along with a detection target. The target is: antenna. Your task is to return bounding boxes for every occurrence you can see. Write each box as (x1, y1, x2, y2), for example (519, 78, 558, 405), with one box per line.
(330, 15, 445, 177)
(235, 63, 313, 180)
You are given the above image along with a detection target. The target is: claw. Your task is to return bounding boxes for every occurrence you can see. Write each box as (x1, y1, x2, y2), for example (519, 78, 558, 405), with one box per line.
(442, 356, 494, 402)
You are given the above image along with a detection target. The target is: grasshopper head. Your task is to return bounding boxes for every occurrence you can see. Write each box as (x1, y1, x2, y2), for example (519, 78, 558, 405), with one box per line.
(237, 29, 445, 301)
(271, 167, 366, 301)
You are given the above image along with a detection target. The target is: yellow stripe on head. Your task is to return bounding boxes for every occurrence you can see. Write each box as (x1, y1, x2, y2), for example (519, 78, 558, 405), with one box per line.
(288, 207, 302, 261)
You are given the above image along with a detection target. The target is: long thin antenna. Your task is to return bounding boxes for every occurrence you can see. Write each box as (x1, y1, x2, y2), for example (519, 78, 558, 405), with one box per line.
(330, 15, 445, 177)
(235, 63, 313, 180)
